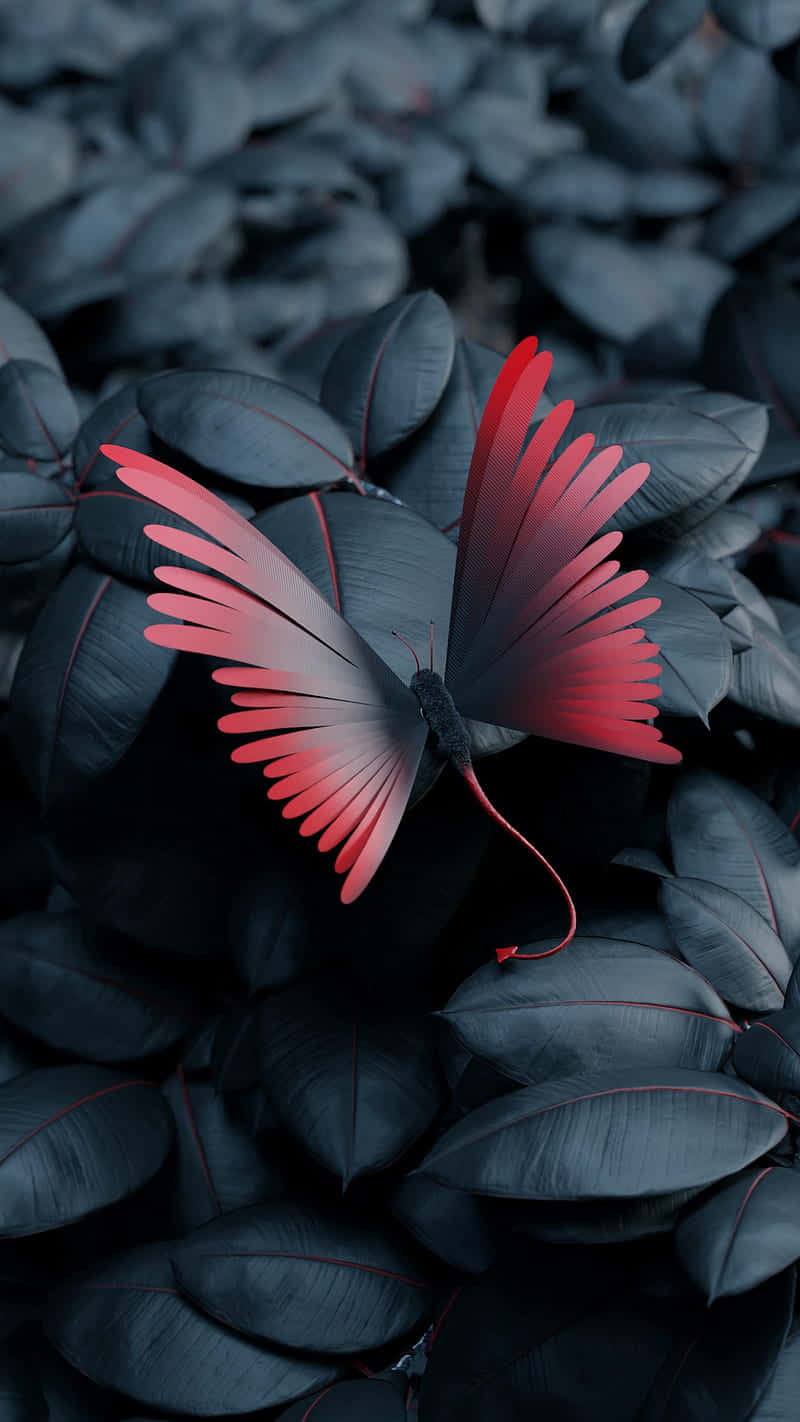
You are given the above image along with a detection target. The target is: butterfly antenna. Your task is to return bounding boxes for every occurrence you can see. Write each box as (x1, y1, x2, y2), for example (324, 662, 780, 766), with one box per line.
(456, 760, 577, 964)
(392, 630, 421, 673)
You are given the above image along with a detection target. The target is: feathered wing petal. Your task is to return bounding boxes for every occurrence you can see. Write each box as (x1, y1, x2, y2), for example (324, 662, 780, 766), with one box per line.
(443, 349, 682, 766)
(101, 445, 427, 901)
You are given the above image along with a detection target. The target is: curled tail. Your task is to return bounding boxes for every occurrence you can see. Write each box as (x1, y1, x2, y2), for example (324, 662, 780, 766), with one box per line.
(455, 759, 577, 965)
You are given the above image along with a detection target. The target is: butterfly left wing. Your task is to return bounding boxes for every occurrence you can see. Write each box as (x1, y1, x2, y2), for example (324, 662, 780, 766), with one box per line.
(443, 342, 682, 766)
(101, 445, 428, 902)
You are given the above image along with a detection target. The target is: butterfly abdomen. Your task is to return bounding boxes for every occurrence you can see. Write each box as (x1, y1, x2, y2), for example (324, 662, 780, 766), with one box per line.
(411, 669, 472, 769)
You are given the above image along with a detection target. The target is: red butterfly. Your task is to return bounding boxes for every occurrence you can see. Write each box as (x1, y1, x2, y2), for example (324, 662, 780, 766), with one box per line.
(102, 337, 681, 963)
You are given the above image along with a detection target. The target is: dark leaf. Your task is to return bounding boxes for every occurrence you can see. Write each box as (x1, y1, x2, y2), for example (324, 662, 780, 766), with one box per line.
(711, 0, 800, 49)
(0, 290, 63, 374)
(229, 277, 327, 344)
(515, 154, 629, 222)
(256, 986, 443, 1186)
(227, 853, 321, 994)
(676, 1165, 800, 1301)
(643, 577, 732, 722)
(320, 292, 455, 468)
(7, 565, 177, 809)
(516, 1187, 706, 1245)
(381, 131, 469, 237)
(659, 876, 791, 1011)
(749, 1325, 800, 1420)
(646, 390, 767, 535)
(45, 1241, 340, 1415)
(577, 62, 702, 168)
(0, 1020, 39, 1085)
(0, 910, 211, 1062)
(58, 0, 167, 77)
(415, 1067, 788, 1199)
(256, 488, 451, 684)
(528, 226, 669, 342)
(277, 1378, 407, 1421)
(75, 479, 253, 586)
(0, 361, 79, 462)
(204, 137, 368, 201)
(729, 611, 800, 728)
(171, 1199, 433, 1355)
(640, 544, 739, 617)
(701, 43, 793, 169)
(245, 21, 348, 128)
(744, 431, 800, 487)
(89, 277, 235, 367)
(620, 0, 706, 81)
(212, 998, 267, 1092)
(137, 368, 355, 491)
(667, 771, 800, 959)
(0, 1063, 173, 1238)
(273, 204, 409, 322)
(630, 168, 724, 218)
(578, 907, 678, 955)
(638, 1270, 795, 1421)
(702, 279, 800, 437)
(123, 48, 253, 170)
(704, 180, 800, 261)
(0, 1339, 47, 1422)
(35, 1335, 118, 1422)
(444, 92, 573, 189)
(162, 1071, 289, 1236)
(556, 401, 765, 533)
(682, 507, 760, 558)
(383, 339, 507, 536)
(418, 1246, 673, 1422)
(391, 1175, 499, 1273)
(440, 936, 738, 1085)
(0, 472, 74, 566)
(732, 1010, 800, 1096)
(0, 99, 76, 237)
(71, 382, 152, 491)
(6, 175, 236, 293)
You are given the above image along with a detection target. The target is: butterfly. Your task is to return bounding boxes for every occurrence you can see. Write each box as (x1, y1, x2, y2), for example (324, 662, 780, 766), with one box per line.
(102, 336, 681, 963)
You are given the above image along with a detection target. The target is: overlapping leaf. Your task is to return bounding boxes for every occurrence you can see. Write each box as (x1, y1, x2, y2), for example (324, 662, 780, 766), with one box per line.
(416, 1067, 788, 1199)
(0, 1064, 173, 1237)
(45, 1241, 340, 1415)
(440, 936, 738, 1085)
(171, 1200, 433, 1354)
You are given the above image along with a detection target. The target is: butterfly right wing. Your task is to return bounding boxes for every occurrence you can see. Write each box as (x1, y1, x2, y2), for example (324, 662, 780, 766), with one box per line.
(101, 445, 428, 903)
(442, 343, 682, 766)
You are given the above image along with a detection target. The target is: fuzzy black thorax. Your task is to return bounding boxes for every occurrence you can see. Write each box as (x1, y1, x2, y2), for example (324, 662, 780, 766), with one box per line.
(410, 669, 472, 769)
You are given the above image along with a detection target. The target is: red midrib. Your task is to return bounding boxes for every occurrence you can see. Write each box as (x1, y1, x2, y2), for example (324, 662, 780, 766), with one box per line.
(716, 788, 779, 933)
(713, 1165, 773, 1294)
(431, 1082, 792, 1160)
(308, 491, 341, 613)
(176, 1064, 221, 1215)
(446, 999, 740, 1031)
(0, 1079, 155, 1168)
(191, 1250, 431, 1289)
(46, 573, 112, 806)
(76, 410, 139, 487)
(357, 306, 408, 473)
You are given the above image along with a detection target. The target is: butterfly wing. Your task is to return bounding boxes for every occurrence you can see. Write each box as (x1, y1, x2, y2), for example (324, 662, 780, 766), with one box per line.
(101, 444, 428, 902)
(443, 341, 682, 766)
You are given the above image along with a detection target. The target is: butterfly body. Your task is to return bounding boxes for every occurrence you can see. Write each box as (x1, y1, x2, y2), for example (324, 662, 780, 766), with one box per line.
(410, 669, 472, 769)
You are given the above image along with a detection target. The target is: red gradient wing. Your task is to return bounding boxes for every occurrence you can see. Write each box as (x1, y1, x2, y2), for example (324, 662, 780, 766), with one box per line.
(444, 346, 682, 766)
(101, 445, 427, 903)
